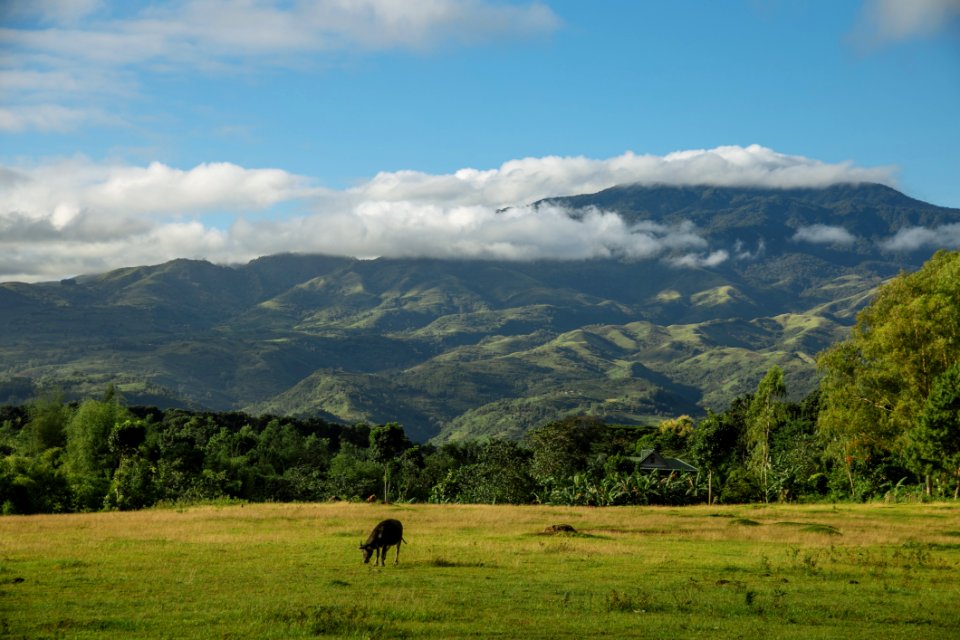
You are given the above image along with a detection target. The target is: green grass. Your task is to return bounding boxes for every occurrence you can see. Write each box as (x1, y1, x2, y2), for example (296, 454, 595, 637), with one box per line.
(3, 502, 960, 638)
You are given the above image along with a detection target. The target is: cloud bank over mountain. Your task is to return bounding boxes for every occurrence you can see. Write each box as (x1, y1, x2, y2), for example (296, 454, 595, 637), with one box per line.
(0, 144, 911, 282)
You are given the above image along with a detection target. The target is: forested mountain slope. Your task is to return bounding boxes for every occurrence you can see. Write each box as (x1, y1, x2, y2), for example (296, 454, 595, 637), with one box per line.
(2, 183, 957, 441)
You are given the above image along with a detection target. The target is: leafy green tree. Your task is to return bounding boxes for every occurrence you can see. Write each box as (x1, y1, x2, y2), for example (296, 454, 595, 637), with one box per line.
(525, 416, 604, 485)
(416, 443, 469, 501)
(818, 250, 960, 495)
(103, 418, 156, 510)
(64, 394, 129, 510)
(692, 395, 757, 503)
(430, 440, 534, 504)
(25, 392, 71, 454)
(246, 420, 310, 500)
(0, 406, 28, 456)
(105, 455, 157, 510)
(152, 413, 221, 503)
(281, 433, 332, 501)
(368, 423, 412, 503)
(907, 361, 960, 496)
(745, 366, 786, 502)
(0, 449, 71, 514)
(325, 442, 381, 500)
(391, 446, 427, 502)
(768, 392, 824, 501)
(109, 418, 147, 455)
(202, 427, 245, 493)
(689, 410, 740, 504)
(654, 415, 695, 457)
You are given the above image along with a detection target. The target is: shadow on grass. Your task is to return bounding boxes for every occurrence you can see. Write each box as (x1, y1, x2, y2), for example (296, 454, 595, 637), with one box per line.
(729, 518, 761, 527)
(774, 521, 842, 536)
(423, 557, 489, 568)
(533, 531, 605, 539)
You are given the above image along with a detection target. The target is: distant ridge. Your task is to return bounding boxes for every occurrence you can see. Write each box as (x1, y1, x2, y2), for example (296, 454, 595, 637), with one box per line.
(541, 182, 958, 254)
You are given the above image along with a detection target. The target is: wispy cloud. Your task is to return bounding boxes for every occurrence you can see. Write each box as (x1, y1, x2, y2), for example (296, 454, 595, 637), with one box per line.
(0, 104, 118, 133)
(4, 0, 561, 57)
(668, 250, 730, 269)
(793, 224, 858, 246)
(0, 0, 561, 132)
(0, 145, 899, 281)
(851, 0, 960, 48)
(879, 224, 960, 252)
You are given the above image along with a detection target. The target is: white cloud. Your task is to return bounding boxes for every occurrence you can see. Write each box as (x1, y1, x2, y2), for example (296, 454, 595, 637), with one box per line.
(353, 145, 895, 208)
(793, 224, 858, 246)
(225, 203, 708, 264)
(880, 224, 960, 252)
(0, 104, 115, 133)
(2, 158, 319, 220)
(0, 146, 899, 282)
(732, 239, 766, 261)
(668, 250, 730, 269)
(852, 0, 960, 47)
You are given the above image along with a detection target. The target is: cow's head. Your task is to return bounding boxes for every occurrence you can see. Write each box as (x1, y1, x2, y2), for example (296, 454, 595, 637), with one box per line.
(359, 542, 373, 564)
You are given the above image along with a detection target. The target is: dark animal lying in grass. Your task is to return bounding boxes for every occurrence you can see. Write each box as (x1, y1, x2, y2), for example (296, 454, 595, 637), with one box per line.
(360, 519, 406, 566)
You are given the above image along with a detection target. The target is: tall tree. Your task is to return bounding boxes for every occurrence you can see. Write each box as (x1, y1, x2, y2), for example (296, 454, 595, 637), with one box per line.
(817, 250, 960, 493)
(525, 416, 604, 484)
(907, 361, 960, 496)
(25, 391, 71, 454)
(64, 387, 129, 510)
(430, 440, 534, 504)
(689, 410, 741, 504)
(368, 423, 412, 503)
(746, 366, 786, 502)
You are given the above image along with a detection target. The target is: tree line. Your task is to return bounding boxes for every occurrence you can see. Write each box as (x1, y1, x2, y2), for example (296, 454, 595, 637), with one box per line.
(2, 250, 958, 514)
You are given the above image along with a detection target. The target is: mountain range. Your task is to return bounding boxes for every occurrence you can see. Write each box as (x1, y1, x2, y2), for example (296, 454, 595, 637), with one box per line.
(2, 183, 957, 442)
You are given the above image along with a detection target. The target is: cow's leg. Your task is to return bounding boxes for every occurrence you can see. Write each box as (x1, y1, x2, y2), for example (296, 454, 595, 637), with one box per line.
(394, 542, 400, 565)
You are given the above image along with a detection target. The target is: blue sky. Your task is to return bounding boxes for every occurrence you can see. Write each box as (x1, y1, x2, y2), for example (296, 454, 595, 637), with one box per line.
(1, 0, 959, 281)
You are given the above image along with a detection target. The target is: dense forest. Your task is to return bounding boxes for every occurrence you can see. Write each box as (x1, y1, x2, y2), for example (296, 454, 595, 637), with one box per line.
(2, 250, 958, 514)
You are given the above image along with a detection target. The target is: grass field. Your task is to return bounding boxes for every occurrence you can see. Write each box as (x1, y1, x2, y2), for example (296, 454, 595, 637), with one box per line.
(3, 502, 960, 638)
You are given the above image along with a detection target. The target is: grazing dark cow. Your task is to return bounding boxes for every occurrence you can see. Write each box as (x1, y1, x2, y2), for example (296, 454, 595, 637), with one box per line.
(360, 519, 405, 566)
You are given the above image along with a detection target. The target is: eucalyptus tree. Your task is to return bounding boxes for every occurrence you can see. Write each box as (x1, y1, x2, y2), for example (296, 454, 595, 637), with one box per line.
(745, 366, 786, 502)
(817, 250, 960, 495)
(525, 416, 604, 485)
(368, 423, 412, 502)
(907, 361, 960, 496)
(64, 388, 129, 510)
(689, 409, 743, 504)
(25, 391, 70, 454)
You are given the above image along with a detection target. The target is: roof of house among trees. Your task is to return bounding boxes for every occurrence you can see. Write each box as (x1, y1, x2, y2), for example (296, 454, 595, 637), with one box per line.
(629, 449, 698, 473)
